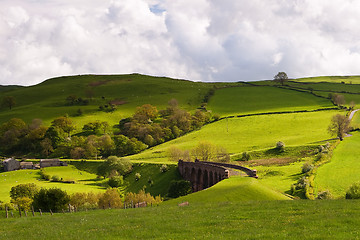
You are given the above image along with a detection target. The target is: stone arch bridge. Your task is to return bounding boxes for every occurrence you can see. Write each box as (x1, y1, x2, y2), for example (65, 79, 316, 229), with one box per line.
(178, 160, 258, 192)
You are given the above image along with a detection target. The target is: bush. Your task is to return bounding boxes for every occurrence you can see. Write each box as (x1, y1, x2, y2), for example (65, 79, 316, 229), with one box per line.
(167, 180, 192, 198)
(241, 152, 250, 161)
(51, 175, 61, 182)
(135, 173, 141, 181)
(108, 175, 124, 188)
(160, 164, 168, 173)
(346, 182, 360, 199)
(98, 188, 123, 209)
(276, 141, 285, 152)
(301, 162, 314, 174)
(317, 190, 332, 200)
(33, 188, 70, 212)
(39, 170, 51, 181)
(97, 156, 133, 178)
(10, 183, 39, 200)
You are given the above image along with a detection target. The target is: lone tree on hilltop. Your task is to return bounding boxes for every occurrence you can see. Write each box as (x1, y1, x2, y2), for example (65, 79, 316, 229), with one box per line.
(1, 96, 16, 110)
(328, 114, 350, 141)
(274, 72, 288, 85)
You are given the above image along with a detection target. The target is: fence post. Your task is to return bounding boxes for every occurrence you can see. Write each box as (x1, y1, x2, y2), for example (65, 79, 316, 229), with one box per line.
(5, 206, 8, 219)
(10, 211, 13, 218)
(68, 204, 71, 213)
(39, 209, 42, 216)
(32, 206, 35, 216)
(50, 209, 53, 215)
(24, 210, 27, 217)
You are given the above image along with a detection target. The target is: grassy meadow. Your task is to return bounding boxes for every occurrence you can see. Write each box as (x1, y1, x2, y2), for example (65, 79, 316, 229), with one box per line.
(315, 132, 360, 198)
(2, 200, 360, 239)
(130, 110, 339, 163)
(0, 166, 106, 202)
(207, 85, 333, 117)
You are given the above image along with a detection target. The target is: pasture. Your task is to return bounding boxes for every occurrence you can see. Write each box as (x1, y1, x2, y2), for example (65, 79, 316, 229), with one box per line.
(130, 110, 340, 163)
(296, 75, 360, 84)
(0, 166, 106, 202)
(315, 132, 360, 198)
(1, 200, 360, 239)
(207, 85, 333, 117)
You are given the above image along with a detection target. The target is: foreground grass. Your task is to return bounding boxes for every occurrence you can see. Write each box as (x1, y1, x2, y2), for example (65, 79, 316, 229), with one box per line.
(1, 200, 360, 239)
(315, 132, 360, 198)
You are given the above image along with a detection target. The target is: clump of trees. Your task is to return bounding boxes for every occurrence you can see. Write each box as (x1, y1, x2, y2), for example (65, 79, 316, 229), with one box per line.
(0, 99, 214, 159)
(7, 183, 162, 212)
(168, 141, 230, 162)
(167, 180, 192, 198)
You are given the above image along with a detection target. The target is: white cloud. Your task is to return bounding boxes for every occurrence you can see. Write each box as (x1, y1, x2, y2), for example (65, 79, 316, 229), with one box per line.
(1, 0, 360, 85)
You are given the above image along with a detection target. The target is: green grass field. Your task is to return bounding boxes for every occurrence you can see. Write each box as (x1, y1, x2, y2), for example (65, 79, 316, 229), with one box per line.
(207, 86, 333, 117)
(130, 110, 339, 163)
(315, 132, 360, 198)
(296, 75, 360, 84)
(1, 200, 360, 239)
(168, 176, 290, 203)
(0, 166, 106, 202)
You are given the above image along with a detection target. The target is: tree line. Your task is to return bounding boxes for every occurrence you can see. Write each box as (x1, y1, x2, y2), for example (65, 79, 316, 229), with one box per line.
(0, 99, 215, 158)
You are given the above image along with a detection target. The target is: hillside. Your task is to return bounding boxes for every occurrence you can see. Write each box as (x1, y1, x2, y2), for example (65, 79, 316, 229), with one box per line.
(0, 74, 223, 127)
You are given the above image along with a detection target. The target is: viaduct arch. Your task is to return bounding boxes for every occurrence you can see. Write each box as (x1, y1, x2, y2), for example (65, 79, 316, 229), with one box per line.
(178, 160, 258, 192)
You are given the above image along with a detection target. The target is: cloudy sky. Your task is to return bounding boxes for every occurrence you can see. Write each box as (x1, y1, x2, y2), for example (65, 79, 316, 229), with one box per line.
(1, 0, 360, 86)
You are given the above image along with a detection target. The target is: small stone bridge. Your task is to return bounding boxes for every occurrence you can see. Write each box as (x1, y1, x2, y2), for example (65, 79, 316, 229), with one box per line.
(178, 160, 258, 192)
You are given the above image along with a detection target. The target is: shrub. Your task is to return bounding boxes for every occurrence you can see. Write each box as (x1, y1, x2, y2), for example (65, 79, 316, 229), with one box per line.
(39, 170, 51, 181)
(301, 162, 314, 174)
(135, 173, 141, 181)
(346, 182, 360, 199)
(10, 183, 39, 200)
(33, 188, 70, 212)
(97, 156, 133, 178)
(124, 190, 162, 206)
(241, 152, 250, 161)
(167, 180, 192, 198)
(317, 190, 332, 200)
(276, 141, 285, 152)
(98, 188, 123, 209)
(160, 164, 168, 173)
(108, 175, 124, 188)
(51, 175, 61, 182)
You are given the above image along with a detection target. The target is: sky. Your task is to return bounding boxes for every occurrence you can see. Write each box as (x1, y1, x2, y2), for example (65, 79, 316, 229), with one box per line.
(1, 0, 360, 86)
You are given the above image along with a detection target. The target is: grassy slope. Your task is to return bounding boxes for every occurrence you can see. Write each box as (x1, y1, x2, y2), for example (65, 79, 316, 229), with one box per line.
(207, 85, 333, 117)
(2, 200, 360, 239)
(315, 132, 360, 198)
(130, 110, 338, 163)
(251, 161, 305, 194)
(296, 75, 360, 84)
(0, 74, 217, 128)
(167, 176, 290, 203)
(0, 166, 106, 202)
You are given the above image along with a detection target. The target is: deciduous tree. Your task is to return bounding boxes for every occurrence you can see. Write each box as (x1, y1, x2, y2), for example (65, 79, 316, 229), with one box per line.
(328, 114, 350, 141)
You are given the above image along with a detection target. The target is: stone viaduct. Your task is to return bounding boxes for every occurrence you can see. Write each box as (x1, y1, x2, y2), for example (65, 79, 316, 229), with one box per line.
(178, 160, 258, 192)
